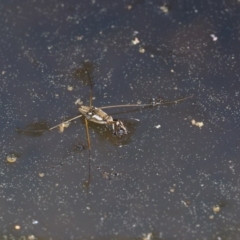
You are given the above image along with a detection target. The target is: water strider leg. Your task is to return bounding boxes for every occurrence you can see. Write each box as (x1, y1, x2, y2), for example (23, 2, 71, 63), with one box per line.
(82, 117, 92, 191)
(82, 65, 94, 190)
(49, 114, 82, 131)
(100, 95, 193, 110)
(84, 118, 91, 150)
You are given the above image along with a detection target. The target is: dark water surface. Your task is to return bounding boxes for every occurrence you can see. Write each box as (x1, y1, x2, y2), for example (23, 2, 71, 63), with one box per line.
(1, 0, 240, 239)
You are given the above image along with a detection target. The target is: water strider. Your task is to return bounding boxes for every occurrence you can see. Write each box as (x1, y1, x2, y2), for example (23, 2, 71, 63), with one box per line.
(48, 63, 192, 137)
(49, 94, 193, 136)
(18, 63, 192, 188)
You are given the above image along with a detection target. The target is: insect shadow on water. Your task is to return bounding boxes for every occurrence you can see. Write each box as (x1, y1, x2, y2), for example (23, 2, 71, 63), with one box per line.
(19, 61, 193, 190)
(74, 141, 87, 151)
(16, 122, 49, 137)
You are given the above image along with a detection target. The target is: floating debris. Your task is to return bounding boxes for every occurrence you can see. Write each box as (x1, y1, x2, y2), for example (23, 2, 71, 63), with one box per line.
(101, 171, 122, 180)
(59, 122, 70, 133)
(75, 98, 83, 105)
(169, 184, 176, 193)
(126, 5, 132, 10)
(213, 205, 221, 213)
(155, 125, 161, 129)
(39, 173, 45, 177)
(210, 34, 218, 41)
(28, 235, 37, 240)
(14, 225, 21, 230)
(132, 37, 140, 45)
(67, 85, 73, 91)
(159, 5, 169, 13)
(76, 35, 83, 41)
(142, 233, 152, 240)
(139, 47, 145, 53)
(6, 154, 17, 163)
(191, 119, 204, 128)
(181, 200, 191, 207)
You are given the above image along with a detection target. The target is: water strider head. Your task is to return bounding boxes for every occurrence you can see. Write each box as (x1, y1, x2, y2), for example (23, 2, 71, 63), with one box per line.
(112, 119, 128, 137)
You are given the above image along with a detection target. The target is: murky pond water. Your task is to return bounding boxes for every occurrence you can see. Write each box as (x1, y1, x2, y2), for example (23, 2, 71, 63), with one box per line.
(1, 0, 240, 239)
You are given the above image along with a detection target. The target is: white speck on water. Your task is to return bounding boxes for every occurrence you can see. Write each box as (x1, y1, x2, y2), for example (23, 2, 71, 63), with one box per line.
(191, 119, 204, 128)
(32, 220, 38, 225)
(67, 85, 73, 91)
(159, 5, 169, 13)
(132, 37, 140, 45)
(210, 34, 218, 41)
(75, 98, 83, 105)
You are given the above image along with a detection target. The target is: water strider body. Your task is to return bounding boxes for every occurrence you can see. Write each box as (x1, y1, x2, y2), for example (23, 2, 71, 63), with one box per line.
(78, 105, 127, 137)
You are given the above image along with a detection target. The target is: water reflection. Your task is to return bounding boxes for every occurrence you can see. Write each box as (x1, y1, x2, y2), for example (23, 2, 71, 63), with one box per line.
(16, 122, 49, 137)
(73, 61, 95, 87)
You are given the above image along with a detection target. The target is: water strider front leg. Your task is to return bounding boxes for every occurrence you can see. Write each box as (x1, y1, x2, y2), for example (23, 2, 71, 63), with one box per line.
(107, 120, 128, 137)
